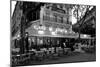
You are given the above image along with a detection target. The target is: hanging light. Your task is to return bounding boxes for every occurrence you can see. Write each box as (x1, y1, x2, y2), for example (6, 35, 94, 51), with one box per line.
(39, 25, 46, 30)
(56, 28, 61, 32)
(61, 29, 64, 33)
(41, 26, 46, 30)
(38, 30, 44, 34)
(49, 27, 53, 31)
(51, 31, 56, 35)
(62, 29, 67, 33)
(65, 30, 68, 33)
(17, 34, 20, 38)
(34, 25, 39, 30)
(83, 34, 87, 37)
(16, 54, 20, 56)
(17, 34, 21, 40)
(34, 24, 46, 31)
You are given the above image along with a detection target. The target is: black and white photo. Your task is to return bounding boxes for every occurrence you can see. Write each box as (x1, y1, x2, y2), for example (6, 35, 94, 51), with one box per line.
(11, 0, 96, 67)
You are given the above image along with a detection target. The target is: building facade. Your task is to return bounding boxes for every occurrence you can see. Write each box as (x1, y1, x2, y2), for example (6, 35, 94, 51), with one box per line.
(24, 3, 79, 50)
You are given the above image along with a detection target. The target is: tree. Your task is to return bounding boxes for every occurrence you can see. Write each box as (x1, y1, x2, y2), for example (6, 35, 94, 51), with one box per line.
(72, 5, 94, 42)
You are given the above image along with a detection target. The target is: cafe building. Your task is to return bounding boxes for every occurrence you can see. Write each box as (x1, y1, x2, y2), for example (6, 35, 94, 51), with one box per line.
(12, 3, 95, 53)
(11, 3, 96, 65)
(24, 4, 79, 51)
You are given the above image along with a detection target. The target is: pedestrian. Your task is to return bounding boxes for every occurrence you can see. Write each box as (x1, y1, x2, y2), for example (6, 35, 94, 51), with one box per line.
(25, 32, 29, 53)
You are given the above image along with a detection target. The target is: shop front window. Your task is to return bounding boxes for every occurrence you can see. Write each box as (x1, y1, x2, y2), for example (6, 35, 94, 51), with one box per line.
(37, 37, 44, 45)
(54, 15, 57, 22)
(61, 16, 63, 23)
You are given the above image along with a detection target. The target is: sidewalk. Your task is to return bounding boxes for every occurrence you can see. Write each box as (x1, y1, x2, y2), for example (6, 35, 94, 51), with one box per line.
(15, 52, 96, 66)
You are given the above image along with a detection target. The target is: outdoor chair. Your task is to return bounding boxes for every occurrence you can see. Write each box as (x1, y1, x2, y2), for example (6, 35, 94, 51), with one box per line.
(28, 49, 37, 60)
(64, 48, 71, 55)
(51, 48, 59, 59)
(12, 53, 30, 65)
(44, 49, 52, 59)
(57, 48, 63, 56)
(35, 51, 44, 61)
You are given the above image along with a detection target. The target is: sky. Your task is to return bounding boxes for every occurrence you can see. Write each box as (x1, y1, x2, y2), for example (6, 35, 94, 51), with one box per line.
(72, 9, 77, 24)
(11, 1, 16, 16)
(11, 1, 77, 24)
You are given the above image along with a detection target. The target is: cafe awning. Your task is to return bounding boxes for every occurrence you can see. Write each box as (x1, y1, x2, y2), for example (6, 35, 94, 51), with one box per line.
(26, 24, 79, 38)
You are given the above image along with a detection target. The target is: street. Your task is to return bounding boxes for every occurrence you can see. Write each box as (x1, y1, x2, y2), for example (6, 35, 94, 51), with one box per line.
(15, 52, 96, 66)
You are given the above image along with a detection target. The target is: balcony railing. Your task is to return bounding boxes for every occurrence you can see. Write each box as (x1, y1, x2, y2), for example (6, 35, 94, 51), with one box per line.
(42, 8, 72, 25)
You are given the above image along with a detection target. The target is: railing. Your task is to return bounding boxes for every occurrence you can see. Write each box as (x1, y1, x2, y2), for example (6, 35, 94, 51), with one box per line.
(42, 8, 71, 25)
(44, 8, 68, 18)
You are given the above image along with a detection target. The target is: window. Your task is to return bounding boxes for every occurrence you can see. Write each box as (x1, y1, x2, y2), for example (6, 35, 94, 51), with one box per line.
(37, 37, 44, 45)
(61, 16, 63, 23)
(54, 15, 57, 22)
(58, 5, 63, 9)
